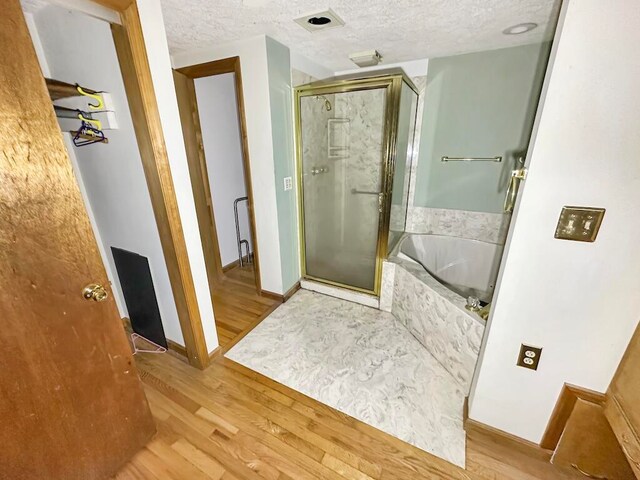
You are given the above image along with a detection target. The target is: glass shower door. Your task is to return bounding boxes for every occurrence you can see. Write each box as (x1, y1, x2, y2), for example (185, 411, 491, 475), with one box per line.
(299, 87, 388, 292)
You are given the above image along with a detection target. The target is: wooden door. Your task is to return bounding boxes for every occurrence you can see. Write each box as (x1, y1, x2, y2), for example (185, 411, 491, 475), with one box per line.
(0, 2, 155, 479)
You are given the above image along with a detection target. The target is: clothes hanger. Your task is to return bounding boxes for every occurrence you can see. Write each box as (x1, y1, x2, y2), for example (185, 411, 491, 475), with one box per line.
(77, 113, 102, 130)
(76, 85, 105, 110)
(72, 120, 107, 147)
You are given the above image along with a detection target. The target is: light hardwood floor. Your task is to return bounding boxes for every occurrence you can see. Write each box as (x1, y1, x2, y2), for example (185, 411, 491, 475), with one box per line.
(112, 349, 583, 480)
(212, 264, 279, 348)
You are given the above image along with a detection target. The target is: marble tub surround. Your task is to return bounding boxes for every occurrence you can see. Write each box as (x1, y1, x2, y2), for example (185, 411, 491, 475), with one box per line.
(387, 256, 485, 392)
(406, 206, 511, 245)
(379, 261, 396, 312)
(226, 289, 467, 467)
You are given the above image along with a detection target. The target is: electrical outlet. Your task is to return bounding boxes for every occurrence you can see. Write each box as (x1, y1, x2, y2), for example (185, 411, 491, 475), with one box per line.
(517, 344, 542, 371)
(283, 176, 293, 191)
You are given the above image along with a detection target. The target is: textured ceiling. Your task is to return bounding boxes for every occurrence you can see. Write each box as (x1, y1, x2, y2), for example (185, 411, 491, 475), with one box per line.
(160, 0, 560, 71)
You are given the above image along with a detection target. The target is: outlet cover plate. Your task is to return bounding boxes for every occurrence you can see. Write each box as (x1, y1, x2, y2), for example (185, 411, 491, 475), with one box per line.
(517, 344, 542, 370)
(554, 206, 605, 242)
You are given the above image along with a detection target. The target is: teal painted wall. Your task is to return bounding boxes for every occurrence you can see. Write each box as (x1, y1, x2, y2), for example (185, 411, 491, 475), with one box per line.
(414, 43, 551, 213)
(266, 36, 299, 292)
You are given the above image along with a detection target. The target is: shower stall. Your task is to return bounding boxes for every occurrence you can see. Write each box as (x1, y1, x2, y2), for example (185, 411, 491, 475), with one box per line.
(295, 71, 418, 295)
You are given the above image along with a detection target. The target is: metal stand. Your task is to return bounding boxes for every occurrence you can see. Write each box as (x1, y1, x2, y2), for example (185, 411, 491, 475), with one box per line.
(233, 196, 252, 267)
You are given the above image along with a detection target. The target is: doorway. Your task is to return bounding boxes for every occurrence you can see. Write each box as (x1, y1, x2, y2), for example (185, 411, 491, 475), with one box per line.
(23, 3, 183, 355)
(174, 58, 278, 348)
(19, 0, 214, 368)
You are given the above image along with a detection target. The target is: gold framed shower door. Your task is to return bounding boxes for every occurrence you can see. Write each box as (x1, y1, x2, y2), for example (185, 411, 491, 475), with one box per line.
(294, 72, 418, 296)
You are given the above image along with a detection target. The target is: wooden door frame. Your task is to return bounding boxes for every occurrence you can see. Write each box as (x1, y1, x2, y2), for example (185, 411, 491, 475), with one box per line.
(75, 0, 211, 369)
(173, 57, 263, 294)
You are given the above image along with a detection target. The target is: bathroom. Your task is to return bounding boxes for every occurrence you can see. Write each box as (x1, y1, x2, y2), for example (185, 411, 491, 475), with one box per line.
(9, 0, 640, 477)
(225, 8, 555, 469)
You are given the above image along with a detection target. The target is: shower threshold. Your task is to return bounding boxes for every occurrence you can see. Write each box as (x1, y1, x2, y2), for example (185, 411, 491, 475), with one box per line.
(300, 278, 379, 308)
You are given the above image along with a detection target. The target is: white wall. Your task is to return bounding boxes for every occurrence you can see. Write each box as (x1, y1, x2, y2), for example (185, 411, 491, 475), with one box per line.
(137, 0, 218, 352)
(194, 73, 251, 267)
(29, 6, 184, 345)
(172, 35, 285, 294)
(290, 50, 333, 80)
(469, 0, 640, 442)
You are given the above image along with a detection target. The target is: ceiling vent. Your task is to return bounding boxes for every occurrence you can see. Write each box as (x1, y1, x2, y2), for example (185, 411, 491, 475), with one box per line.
(294, 9, 345, 33)
(349, 50, 382, 68)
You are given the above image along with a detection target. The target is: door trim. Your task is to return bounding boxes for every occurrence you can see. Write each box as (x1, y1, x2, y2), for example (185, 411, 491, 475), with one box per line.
(94, 0, 210, 369)
(173, 57, 262, 294)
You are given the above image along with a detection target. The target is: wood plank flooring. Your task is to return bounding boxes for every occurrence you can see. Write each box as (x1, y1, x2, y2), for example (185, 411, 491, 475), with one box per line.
(113, 350, 584, 480)
(212, 264, 279, 348)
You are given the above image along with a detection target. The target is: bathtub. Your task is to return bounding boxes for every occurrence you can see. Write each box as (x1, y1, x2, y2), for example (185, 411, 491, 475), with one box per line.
(397, 234, 504, 304)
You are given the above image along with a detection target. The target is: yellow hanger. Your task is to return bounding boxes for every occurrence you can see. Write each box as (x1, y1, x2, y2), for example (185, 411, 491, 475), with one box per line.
(78, 113, 102, 131)
(76, 85, 104, 110)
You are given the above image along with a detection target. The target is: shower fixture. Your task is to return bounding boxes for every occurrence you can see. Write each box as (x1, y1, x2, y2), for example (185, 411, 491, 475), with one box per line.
(316, 95, 332, 111)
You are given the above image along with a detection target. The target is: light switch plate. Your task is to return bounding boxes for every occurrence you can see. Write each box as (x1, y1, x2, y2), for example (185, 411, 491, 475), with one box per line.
(517, 344, 542, 371)
(554, 206, 605, 242)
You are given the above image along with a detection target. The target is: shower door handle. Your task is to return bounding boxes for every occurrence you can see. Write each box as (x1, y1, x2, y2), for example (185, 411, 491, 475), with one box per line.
(503, 168, 527, 213)
(378, 192, 385, 213)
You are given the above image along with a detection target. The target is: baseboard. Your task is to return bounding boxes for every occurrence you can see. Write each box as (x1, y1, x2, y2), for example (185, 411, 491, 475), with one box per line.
(540, 383, 606, 450)
(260, 289, 283, 302)
(222, 255, 251, 272)
(166, 339, 189, 363)
(465, 416, 553, 462)
(260, 281, 301, 303)
(121, 316, 132, 333)
(464, 396, 552, 459)
(284, 281, 301, 302)
(209, 346, 223, 362)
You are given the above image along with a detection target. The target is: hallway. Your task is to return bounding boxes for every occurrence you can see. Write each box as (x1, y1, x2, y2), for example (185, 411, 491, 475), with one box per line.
(211, 264, 279, 348)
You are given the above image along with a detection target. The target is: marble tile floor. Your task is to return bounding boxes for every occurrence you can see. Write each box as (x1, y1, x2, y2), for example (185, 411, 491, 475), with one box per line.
(225, 289, 467, 468)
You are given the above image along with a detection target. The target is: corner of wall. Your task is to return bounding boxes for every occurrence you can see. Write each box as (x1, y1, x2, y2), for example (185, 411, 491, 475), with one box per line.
(289, 49, 333, 80)
(136, 0, 219, 352)
(265, 36, 300, 293)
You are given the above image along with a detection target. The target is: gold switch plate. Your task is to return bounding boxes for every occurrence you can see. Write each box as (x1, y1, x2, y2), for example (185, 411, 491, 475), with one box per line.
(554, 206, 605, 242)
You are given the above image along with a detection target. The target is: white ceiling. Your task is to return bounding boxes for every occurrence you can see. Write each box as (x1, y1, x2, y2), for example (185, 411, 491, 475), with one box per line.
(22, 0, 560, 72)
(160, 0, 560, 71)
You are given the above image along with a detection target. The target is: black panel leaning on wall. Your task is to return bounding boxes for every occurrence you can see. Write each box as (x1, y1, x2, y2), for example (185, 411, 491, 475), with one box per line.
(111, 247, 168, 348)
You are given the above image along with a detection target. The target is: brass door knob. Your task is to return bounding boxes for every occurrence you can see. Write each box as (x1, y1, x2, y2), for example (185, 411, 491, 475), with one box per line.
(82, 283, 108, 302)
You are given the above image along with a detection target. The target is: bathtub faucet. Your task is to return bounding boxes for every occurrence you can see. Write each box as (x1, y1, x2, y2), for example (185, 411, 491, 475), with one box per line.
(465, 296, 491, 320)
(465, 296, 482, 312)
